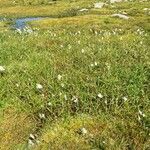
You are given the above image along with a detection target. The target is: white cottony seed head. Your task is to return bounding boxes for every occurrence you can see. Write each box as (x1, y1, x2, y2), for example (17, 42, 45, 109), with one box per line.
(74, 98, 78, 103)
(36, 140, 40, 144)
(16, 84, 19, 87)
(47, 102, 52, 106)
(90, 63, 94, 67)
(28, 139, 35, 147)
(64, 94, 67, 100)
(29, 134, 35, 140)
(0, 66, 5, 73)
(139, 110, 146, 117)
(94, 62, 98, 66)
(58, 74, 62, 81)
(61, 83, 65, 87)
(81, 49, 85, 53)
(97, 93, 103, 98)
(138, 115, 141, 121)
(36, 84, 43, 90)
(39, 113, 46, 119)
(122, 96, 128, 102)
(77, 40, 81, 44)
(72, 96, 78, 103)
(81, 127, 88, 135)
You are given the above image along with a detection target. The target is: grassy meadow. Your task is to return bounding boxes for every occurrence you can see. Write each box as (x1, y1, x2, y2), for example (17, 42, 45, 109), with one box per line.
(0, 0, 150, 149)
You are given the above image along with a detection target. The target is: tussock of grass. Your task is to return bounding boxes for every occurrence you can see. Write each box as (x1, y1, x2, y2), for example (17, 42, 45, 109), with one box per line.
(35, 114, 104, 150)
(0, 106, 35, 149)
(0, 0, 94, 18)
(31, 15, 103, 28)
(35, 114, 150, 149)
(0, 21, 9, 31)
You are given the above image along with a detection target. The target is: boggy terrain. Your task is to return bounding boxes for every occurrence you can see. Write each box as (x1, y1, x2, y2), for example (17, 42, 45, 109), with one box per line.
(0, 0, 150, 149)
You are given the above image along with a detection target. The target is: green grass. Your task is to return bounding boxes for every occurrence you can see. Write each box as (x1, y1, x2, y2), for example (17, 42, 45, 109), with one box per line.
(0, 0, 96, 18)
(0, 0, 150, 149)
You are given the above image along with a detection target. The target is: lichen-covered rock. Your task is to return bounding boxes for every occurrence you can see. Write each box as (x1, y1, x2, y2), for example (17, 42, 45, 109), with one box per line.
(111, 13, 129, 19)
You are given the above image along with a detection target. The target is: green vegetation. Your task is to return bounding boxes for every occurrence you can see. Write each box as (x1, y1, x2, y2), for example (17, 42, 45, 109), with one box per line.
(0, 0, 150, 149)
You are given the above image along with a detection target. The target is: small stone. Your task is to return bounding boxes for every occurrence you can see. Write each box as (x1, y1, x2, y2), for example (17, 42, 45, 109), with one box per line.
(111, 14, 129, 20)
(79, 8, 88, 12)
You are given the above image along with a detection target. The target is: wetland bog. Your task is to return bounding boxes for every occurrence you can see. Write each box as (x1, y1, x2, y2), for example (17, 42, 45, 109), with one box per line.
(0, 0, 150, 149)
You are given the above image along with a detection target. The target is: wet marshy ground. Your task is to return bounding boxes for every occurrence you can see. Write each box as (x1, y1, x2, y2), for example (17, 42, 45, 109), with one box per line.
(0, 17, 47, 30)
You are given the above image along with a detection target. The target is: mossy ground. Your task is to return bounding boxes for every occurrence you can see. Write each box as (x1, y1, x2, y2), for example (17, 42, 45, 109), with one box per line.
(0, 0, 150, 149)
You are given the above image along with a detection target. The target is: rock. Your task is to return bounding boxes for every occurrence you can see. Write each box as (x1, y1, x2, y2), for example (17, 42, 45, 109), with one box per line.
(111, 14, 129, 20)
(94, 2, 105, 9)
(79, 8, 88, 12)
(110, 0, 126, 3)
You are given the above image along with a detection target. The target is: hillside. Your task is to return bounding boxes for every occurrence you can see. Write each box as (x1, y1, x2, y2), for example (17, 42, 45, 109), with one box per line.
(0, 0, 150, 149)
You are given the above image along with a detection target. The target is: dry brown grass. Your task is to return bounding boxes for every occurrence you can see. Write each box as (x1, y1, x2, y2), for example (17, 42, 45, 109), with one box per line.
(34, 114, 106, 150)
(0, 107, 35, 149)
